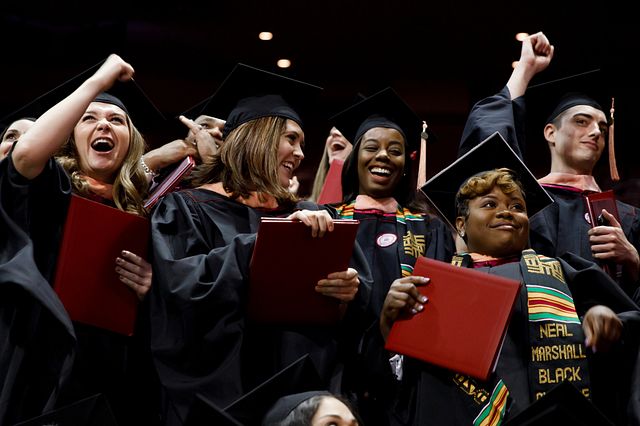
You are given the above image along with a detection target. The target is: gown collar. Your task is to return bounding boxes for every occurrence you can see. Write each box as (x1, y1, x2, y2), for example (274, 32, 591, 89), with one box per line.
(538, 172, 601, 193)
(202, 182, 280, 209)
(353, 194, 398, 213)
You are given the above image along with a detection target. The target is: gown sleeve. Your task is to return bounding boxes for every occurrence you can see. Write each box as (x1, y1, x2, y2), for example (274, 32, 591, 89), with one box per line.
(459, 85, 527, 159)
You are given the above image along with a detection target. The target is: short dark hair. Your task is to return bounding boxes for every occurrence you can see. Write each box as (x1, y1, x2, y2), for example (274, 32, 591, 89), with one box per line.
(455, 168, 526, 220)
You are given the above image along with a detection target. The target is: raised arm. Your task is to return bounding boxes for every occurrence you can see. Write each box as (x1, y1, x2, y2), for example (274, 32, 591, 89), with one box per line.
(506, 31, 554, 100)
(11, 54, 134, 179)
(459, 31, 554, 158)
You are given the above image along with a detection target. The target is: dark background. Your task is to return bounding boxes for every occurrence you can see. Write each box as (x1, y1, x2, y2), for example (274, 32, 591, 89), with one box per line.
(1, 1, 638, 202)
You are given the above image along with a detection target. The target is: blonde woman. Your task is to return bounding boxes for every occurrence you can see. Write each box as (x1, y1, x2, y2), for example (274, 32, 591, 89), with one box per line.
(2, 54, 157, 425)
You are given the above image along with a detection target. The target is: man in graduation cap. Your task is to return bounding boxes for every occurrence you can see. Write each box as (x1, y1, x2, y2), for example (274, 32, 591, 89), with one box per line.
(458, 32, 640, 305)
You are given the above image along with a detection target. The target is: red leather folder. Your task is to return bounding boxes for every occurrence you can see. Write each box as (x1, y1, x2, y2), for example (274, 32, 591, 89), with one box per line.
(144, 155, 196, 209)
(248, 217, 359, 325)
(585, 190, 620, 228)
(53, 194, 150, 336)
(385, 257, 520, 381)
(317, 159, 344, 204)
(585, 190, 620, 277)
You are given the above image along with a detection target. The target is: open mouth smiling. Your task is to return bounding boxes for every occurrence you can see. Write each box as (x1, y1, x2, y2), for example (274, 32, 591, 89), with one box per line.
(370, 166, 392, 176)
(91, 138, 114, 153)
(282, 161, 295, 173)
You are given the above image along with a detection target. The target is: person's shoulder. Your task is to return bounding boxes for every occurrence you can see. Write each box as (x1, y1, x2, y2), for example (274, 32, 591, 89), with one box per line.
(153, 187, 232, 214)
(616, 198, 640, 214)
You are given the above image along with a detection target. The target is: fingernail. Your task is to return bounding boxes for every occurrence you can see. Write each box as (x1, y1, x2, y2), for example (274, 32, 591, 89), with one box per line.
(422, 277, 430, 283)
(420, 296, 428, 303)
(416, 304, 424, 311)
(410, 308, 418, 315)
(116, 257, 123, 264)
(121, 250, 128, 256)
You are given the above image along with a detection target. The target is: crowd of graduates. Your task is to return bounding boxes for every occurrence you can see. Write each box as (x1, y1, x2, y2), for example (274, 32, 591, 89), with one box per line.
(2, 32, 640, 426)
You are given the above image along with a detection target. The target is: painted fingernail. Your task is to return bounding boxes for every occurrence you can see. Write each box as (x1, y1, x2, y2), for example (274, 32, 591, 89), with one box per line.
(416, 304, 424, 311)
(410, 308, 418, 315)
(121, 250, 128, 256)
(116, 258, 123, 264)
(420, 296, 428, 303)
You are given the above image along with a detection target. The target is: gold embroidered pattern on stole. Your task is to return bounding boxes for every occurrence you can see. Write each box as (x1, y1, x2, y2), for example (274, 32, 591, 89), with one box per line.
(451, 255, 464, 267)
(452, 374, 490, 405)
(403, 230, 425, 258)
(523, 253, 565, 283)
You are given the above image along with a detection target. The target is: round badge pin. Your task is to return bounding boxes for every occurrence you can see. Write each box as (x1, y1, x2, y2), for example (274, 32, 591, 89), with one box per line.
(377, 233, 397, 247)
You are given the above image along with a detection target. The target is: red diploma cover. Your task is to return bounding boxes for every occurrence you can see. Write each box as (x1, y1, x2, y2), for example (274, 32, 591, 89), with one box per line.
(144, 155, 196, 209)
(585, 190, 620, 227)
(385, 256, 520, 381)
(317, 159, 344, 204)
(585, 190, 620, 277)
(248, 217, 359, 325)
(53, 194, 150, 336)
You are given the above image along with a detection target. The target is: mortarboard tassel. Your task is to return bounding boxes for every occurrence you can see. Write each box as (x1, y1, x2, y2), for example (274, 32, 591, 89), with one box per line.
(609, 97, 620, 182)
(417, 121, 428, 189)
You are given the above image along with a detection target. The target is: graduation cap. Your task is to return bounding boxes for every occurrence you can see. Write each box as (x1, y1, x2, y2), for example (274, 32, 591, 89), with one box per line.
(420, 131, 554, 231)
(183, 353, 324, 426)
(0, 58, 165, 140)
(195, 63, 323, 140)
(103, 78, 166, 137)
(503, 381, 614, 425)
(525, 69, 619, 180)
(329, 87, 427, 150)
(13, 394, 118, 426)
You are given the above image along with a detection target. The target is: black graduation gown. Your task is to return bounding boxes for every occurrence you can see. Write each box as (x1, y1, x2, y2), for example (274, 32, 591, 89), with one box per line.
(333, 203, 455, 426)
(0, 155, 160, 426)
(335, 204, 455, 319)
(385, 252, 640, 426)
(0, 155, 76, 425)
(459, 86, 640, 302)
(149, 189, 372, 425)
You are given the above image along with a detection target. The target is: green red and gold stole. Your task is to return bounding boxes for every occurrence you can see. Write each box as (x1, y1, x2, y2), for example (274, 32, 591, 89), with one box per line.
(335, 200, 426, 275)
(448, 250, 590, 425)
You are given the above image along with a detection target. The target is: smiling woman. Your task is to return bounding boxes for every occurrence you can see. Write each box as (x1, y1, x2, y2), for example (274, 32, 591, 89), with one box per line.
(327, 87, 454, 425)
(380, 157, 640, 424)
(0, 54, 159, 425)
(148, 63, 369, 425)
(455, 168, 530, 258)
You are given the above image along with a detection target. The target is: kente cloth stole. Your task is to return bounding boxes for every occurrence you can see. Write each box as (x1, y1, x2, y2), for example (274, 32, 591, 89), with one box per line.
(335, 201, 426, 276)
(449, 253, 511, 426)
(520, 249, 591, 400)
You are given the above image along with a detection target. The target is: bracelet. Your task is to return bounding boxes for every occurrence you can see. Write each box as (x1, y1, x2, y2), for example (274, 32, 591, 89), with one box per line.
(140, 156, 158, 177)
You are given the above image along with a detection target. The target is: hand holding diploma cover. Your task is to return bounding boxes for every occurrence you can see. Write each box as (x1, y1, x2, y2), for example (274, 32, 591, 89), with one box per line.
(53, 194, 150, 336)
(248, 217, 359, 325)
(385, 256, 520, 381)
